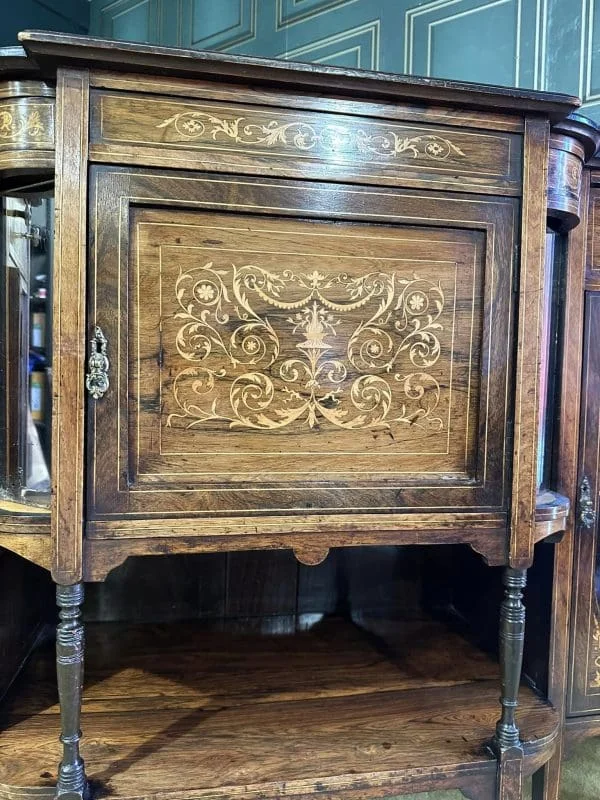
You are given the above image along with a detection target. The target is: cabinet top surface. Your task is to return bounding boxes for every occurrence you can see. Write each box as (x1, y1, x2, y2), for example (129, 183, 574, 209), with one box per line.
(1, 30, 579, 122)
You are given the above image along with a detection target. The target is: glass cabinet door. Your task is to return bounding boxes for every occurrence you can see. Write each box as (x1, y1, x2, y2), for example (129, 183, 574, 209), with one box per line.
(0, 194, 53, 507)
(536, 230, 565, 494)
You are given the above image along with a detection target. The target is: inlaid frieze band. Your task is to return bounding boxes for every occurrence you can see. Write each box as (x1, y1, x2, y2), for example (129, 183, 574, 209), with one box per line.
(0, 98, 54, 148)
(156, 110, 466, 163)
(93, 92, 519, 188)
(590, 613, 600, 689)
(0, 94, 55, 182)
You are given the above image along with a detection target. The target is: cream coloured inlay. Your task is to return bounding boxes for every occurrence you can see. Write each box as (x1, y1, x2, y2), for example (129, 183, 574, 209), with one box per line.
(166, 263, 445, 433)
(590, 614, 600, 689)
(156, 110, 466, 162)
(87, 171, 511, 512)
(0, 104, 52, 143)
(591, 606, 600, 689)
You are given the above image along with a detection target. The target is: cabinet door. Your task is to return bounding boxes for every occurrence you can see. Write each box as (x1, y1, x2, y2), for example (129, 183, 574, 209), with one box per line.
(568, 292, 600, 715)
(87, 166, 516, 535)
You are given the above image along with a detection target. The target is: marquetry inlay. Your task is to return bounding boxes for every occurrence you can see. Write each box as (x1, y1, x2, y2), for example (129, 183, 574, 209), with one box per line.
(156, 110, 466, 163)
(92, 93, 520, 189)
(0, 100, 54, 146)
(168, 263, 445, 432)
(590, 609, 600, 689)
(90, 163, 514, 517)
(129, 201, 488, 492)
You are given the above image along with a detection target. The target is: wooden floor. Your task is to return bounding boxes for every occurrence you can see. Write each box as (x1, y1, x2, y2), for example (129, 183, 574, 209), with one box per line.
(0, 616, 558, 800)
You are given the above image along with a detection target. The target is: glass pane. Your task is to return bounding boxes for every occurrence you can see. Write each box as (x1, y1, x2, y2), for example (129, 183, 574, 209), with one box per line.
(0, 194, 53, 508)
(537, 231, 564, 492)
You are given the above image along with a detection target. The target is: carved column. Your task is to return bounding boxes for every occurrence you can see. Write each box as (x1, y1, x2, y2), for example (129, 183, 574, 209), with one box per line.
(56, 583, 87, 800)
(492, 568, 527, 800)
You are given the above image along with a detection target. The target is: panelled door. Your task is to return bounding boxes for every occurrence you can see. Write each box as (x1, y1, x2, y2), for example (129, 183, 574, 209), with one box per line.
(568, 184, 600, 714)
(87, 166, 516, 528)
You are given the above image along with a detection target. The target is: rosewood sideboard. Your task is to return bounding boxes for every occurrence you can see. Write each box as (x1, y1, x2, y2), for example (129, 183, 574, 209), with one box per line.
(0, 31, 582, 800)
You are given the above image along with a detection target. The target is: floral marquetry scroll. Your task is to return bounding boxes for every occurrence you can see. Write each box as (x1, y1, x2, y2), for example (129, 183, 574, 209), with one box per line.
(167, 263, 445, 433)
(0, 88, 55, 187)
(128, 201, 490, 497)
(590, 613, 600, 690)
(91, 165, 514, 516)
(156, 110, 466, 163)
(0, 96, 54, 147)
(92, 92, 521, 192)
(588, 583, 600, 691)
(0, 106, 44, 139)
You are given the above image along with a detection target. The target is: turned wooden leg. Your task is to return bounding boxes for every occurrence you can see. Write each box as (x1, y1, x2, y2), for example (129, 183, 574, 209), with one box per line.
(492, 567, 527, 800)
(56, 583, 87, 800)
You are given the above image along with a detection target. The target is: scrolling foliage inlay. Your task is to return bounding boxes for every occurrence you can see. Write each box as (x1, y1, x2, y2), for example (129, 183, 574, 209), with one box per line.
(591, 617, 600, 689)
(156, 111, 466, 162)
(0, 105, 49, 141)
(590, 593, 600, 689)
(166, 263, 445, 432)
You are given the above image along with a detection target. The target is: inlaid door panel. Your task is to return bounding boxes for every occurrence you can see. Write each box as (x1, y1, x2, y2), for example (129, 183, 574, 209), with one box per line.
(568, 291, 600, 715)
(87, 166, 516, 530)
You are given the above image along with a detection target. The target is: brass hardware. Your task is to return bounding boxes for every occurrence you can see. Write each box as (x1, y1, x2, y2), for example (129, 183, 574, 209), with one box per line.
(16, 225, 46, 248)
(578, 476, 596, 529)
(86, 326, 109, 400)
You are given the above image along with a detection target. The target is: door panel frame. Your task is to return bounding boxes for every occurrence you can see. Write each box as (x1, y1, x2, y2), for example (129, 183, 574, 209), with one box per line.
(87, 165, 517, 538)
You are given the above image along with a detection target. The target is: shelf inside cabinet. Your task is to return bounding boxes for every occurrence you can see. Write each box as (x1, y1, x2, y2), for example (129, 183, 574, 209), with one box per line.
(0, 500, 51, 571)
(0, 616, 558, 800)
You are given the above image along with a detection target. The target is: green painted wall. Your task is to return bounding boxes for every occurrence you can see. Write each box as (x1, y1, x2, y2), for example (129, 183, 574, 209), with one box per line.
(89, 1, 600, 123)
(1, 1, 88, 46)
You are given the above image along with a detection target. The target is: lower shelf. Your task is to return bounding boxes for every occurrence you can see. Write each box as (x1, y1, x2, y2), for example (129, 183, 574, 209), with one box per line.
(0, 616, 558, 800)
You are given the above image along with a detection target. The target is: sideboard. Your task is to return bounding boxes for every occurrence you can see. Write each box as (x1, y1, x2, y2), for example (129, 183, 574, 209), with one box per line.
(0, 31, 581, 800)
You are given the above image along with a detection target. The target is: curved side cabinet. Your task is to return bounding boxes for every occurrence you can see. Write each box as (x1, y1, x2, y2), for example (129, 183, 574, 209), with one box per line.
(0, 77, 55, 192)
(548, 113, 600, 232)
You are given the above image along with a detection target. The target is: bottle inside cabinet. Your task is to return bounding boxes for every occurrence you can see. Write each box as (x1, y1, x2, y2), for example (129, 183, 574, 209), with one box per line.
(0, 194, 53, 508)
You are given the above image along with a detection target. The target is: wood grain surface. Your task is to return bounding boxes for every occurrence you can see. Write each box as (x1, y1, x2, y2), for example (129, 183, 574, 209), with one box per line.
(536, 162, 592, 800)
(87, 167, 515, 531)
(50, 68, 89, 584)
(0, 616, 558, 800)
(566, 290, 600, 716)
(509, 117, 551, 569)
(88, 71, 527, 133)
(88, 88, 523, 195)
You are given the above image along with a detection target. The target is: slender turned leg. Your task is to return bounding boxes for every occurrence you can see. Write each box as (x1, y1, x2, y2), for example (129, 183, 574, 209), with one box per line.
(495, 568, 527, 749)
(56, 583, 87, 800)
(492, 567, 527, 800)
